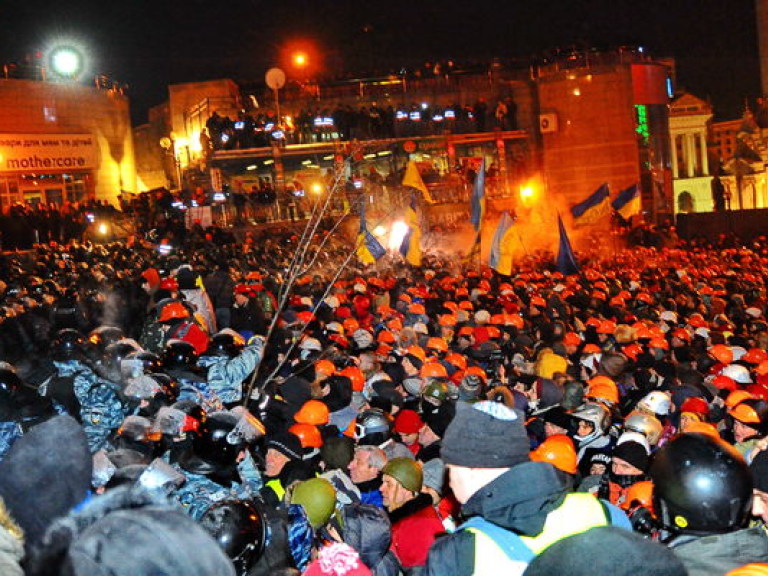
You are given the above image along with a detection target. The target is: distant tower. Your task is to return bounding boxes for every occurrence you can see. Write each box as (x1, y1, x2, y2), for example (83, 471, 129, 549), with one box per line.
(758, 0, 768, 96)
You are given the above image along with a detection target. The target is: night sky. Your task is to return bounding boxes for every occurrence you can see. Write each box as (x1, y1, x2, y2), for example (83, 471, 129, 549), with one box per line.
(0, 0, 760, 124)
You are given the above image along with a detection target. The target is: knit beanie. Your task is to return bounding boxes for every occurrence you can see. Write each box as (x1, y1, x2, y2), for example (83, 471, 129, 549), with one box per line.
(303, 542, 372, 576)
(441, 401, 530, 468)
(523, 526, 687, 576)
(612, 440, 650, 473)
(422, 402, 456, 438)
(266, 431, 303, 461)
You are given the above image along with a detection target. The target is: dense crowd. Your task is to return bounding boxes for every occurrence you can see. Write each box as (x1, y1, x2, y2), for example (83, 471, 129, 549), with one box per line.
(1, 225, 768, 576)
(205, 96, 518, 151)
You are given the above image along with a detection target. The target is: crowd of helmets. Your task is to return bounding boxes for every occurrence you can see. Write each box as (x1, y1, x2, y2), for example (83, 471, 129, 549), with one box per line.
(2, 230, 768, 575)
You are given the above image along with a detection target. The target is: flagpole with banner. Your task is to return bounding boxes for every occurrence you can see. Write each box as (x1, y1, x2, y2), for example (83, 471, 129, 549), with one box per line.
(556, 212, 580, 275)
(469, 158, 486, 269)
(570, 182, 611, 226)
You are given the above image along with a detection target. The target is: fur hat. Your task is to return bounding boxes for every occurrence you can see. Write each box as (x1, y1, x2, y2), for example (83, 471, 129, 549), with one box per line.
(0, 415, 92, 552)
(27, 486, 234, 576)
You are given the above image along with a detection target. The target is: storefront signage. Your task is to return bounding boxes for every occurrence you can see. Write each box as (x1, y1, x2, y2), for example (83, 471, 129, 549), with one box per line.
(0, 133, 98, 173)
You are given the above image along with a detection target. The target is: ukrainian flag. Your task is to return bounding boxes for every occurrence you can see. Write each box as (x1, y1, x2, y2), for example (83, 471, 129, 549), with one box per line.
(470, 159, 486, 231)
(356, 200, 386, 265)
(571, 183, 611, 225)
(612, 184, 641, 219)
(490, 211, 516, 276)
(402, 161, 435, 204)
(556, 214, 579, 275)
(399, 194, 422, 266)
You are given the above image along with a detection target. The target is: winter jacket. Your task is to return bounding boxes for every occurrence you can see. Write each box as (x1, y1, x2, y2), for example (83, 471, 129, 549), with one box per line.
(388, 493, 444, 570)
(425, 461, 623, 576)
(669, 525, 768, 576)
(342, 503, 400, 576)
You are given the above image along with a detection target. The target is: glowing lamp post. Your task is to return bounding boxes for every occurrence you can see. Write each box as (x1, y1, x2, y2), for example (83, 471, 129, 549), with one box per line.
(49, 46, 83, 80)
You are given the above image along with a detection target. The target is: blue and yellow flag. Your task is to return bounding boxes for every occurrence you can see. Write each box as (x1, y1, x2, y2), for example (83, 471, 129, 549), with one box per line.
(402, 161, 434, 204)
(611, 183, 641, 219)
(399, 194, 422, 266)
(470, 159, 486, 231)
(556, 214, 579, 275)
(571, 183, 610, 225)
(357, 200, 386, 265)
(489, 211, 516, 276)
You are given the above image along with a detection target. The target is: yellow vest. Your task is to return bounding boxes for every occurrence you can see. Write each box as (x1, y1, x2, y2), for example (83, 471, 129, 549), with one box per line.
(465, 493, 610, 575)
(520, 492, 610, 554)
(265, 478, 286, 501)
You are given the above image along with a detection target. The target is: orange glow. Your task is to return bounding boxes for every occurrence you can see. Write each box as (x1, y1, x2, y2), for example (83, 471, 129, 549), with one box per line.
(293, 52, 308, 68)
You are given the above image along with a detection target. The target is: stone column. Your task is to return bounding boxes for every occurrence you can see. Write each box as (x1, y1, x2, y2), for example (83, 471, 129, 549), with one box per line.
(699, 130, 709, 176)
(671, 133, 679, 179)
(685, 133, 696, 178)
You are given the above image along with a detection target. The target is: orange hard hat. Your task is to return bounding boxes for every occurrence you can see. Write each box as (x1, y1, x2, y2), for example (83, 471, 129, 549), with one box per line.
(464, 365, 488, 383)
(339, 366, 365, 392)
(314, 359, 336, 377)
(682, 421, 720, 439)
(743, 348, 768, 365)
(409, 303, 426, 315)
(623, 343, 644, 361)
(387, 318, 403, 331)
(648, 337, 669, 351)
(621, 480, 655, 515)
(377, 330, 396, 344)
(458, 300, 474, 311)
(507, 314, 525, 329)
(294, 399, 330, 426)
(406, 345, 427, 363)
(289, 423, 323, 448)
(582, 343, 601, 354)
(420, 362, 448, 379)
(586, 379, 619, 405)
(444, 352, 468, 371)
(563, 332, 582, 347)
(530, 434, 578, 475)
(725, 389, 755, 409)
(158, 301, 190, 322)
(342, 318, 360, 334)
(530, 296, 546, 308)
(729, 402, 761, 425)
(712, 374, 738, 391)
(458, 326, 474, 337)
(439, 314, 458, 327)
(296, 311, 314, 324)
(486, 326, 502, 339)
(709, 344, 734, 365)
(426, 337, 448, 353)
(597, 320, 617, 335)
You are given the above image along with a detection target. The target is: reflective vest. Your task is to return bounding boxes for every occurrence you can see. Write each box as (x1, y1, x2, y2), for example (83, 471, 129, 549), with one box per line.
(265, 478, 286, 502)
(461, 493, 611, 575)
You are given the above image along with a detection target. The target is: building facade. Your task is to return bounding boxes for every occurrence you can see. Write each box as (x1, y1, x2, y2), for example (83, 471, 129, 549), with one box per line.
(0, 78, 136, 211)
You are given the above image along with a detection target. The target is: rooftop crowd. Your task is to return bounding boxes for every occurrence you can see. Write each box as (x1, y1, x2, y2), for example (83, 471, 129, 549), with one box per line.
(0, 220, 768, 576)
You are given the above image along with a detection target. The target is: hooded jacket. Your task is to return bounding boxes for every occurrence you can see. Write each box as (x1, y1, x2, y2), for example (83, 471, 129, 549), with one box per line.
(341, 503, 400, 576)
(669, 525, 768, 576)
(425, 461, 614, 576)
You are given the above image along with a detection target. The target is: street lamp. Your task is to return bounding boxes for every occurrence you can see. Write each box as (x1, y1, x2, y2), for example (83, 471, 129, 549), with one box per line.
(159, 136, 183, 191)
(265, 67, 286, 125)
(48, 45, 84, 80)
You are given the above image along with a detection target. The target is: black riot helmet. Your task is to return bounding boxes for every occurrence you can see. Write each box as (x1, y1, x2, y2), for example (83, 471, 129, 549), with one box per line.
(51, 328, 86, 361)
(0, 366, 22, 400)
(200, 499, 267, 575)
(103, 342, 140, 381)
(88, 325, 125, 353)
(162, 339, 198, 371)
(205, 332, 245, 358)
(121, 351, 163, 380)
(650, 433, 753, 536)
(192, 412, 245, 468)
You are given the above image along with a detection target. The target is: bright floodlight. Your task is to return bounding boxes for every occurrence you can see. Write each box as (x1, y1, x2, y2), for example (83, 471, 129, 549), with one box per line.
(389, 220, 409, 251)
(50, 46, 83, 78)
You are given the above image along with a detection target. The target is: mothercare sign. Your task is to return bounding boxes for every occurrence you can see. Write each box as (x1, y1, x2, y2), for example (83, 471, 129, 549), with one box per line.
(0, 133, 97, 172)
